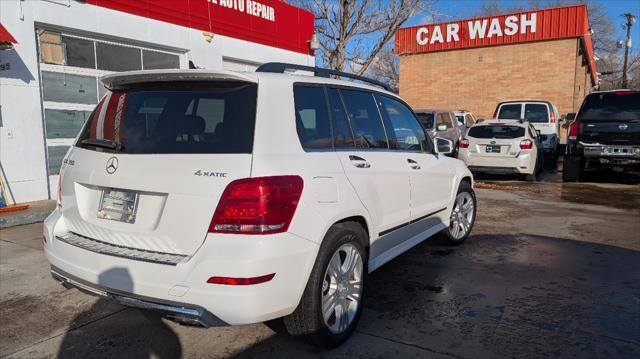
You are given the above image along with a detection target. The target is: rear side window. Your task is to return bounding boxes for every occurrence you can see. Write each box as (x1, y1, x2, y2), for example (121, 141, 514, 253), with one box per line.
(293, 86, 332, 149)
(417, 113, 434, 129)
(467, 125, 525, 139)
(464, 114, 475, 126)
(579, 92, 640, 121)
(498, 104, 521, 119)
(379, 95, 428, 152)
(340, 89, 388, 149)
(327, 88, 355, 148)
(524, 104, 549, 123)
(77, 82, 257, 154)
(456, 115, 464, 125)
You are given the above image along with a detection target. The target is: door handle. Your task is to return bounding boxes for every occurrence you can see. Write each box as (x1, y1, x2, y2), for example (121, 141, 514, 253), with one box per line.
(349, 155, 371, 168)
(407, 158, 421, 170)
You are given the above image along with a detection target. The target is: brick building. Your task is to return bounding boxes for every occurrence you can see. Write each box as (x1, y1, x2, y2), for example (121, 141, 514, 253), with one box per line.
(395, 4, 596, 118)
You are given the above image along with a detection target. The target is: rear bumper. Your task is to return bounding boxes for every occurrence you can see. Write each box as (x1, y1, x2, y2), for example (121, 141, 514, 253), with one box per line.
(43, 209, 319, 325)
(459, 151, 535, 174)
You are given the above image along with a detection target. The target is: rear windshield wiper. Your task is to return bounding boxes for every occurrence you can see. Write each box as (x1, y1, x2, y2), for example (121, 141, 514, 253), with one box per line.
(79, 138, 124, 151)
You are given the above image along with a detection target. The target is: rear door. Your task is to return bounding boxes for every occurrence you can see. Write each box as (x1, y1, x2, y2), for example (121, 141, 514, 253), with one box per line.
(466, 125, 526, 158)
(59, 81, 257, 255)
(332, 88, 411, 241)
(578, 91, 640, 145)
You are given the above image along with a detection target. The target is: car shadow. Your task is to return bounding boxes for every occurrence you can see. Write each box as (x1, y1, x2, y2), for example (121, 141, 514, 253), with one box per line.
(57, 268, 182, 359)
(229, 233, 640, 358)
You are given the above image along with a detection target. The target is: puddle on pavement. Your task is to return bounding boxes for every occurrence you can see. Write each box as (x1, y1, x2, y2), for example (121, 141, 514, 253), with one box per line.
(476, 180, 640, 210)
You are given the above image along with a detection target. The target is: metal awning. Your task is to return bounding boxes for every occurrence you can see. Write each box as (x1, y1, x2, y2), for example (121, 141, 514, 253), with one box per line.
(0, 23, 17, 50)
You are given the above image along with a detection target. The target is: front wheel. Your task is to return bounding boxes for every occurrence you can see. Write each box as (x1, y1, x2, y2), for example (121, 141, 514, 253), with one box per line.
(441, 181, 476, 245)
(283, 221, 367, 348)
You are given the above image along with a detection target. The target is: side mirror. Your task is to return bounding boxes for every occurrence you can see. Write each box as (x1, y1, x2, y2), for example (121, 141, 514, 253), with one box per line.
(435, 137, 453, 155)
(566, 113, 576, 121)
(437, 124, 447, 131)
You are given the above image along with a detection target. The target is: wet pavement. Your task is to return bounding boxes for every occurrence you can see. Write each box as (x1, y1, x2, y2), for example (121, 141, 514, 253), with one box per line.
(1, 173, 639, 358)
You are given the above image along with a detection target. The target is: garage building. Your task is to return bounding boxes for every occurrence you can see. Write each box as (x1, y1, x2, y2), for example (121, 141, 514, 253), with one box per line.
(0, 0, 314, 203)
(395, 4, 596, 119)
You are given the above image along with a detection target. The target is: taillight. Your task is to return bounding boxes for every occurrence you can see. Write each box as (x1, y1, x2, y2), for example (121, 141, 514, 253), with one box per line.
(520, 139, 533, 150)
(568, 121, 579, 140)
(459, 138, 470, 148)
(615, 91, 636, 95)
(56, 174, 62, 208)
(493, 109, 497, 118)
(549, 111, 556, 123)
(209, 176, 303, 235)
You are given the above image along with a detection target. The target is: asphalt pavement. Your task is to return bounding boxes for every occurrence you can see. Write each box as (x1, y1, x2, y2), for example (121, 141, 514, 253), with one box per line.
(1, 175, 639, 358)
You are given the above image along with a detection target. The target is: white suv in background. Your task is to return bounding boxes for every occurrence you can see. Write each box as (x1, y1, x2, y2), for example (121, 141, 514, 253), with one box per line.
(458, 119, 543, 181)
(44, 63, 475, 348)
(494, 100, 560, 163)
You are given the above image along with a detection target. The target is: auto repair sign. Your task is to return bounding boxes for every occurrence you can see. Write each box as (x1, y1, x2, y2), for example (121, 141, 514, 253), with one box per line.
(396, 5, 591, 54)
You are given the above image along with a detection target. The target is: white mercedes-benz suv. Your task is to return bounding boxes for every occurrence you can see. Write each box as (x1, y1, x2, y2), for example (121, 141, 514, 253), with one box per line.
(44, 63, 475, 348)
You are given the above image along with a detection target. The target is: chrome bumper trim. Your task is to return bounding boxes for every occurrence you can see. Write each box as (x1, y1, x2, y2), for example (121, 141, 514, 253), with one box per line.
(56, 232, 188, 266)
(50, 266, 226, 327)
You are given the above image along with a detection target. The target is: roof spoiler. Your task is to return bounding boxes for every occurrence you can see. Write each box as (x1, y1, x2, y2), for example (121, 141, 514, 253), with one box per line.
(101, 69, 256, 90)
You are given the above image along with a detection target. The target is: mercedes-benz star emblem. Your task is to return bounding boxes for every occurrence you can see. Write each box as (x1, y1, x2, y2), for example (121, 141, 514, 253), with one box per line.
(106, 157, 119, 174)
(618, 124, 628, 131)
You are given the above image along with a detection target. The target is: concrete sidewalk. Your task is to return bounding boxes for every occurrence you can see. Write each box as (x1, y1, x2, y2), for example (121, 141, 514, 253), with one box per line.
(0, 200, 55, 228)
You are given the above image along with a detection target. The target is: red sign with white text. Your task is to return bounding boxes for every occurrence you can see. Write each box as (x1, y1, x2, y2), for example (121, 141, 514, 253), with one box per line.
(85, 0, 315, 55)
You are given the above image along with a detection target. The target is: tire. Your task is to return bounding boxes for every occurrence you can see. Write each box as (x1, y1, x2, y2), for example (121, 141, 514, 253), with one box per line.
(283, 221, 367, 348)
(563, 156, 582, 182)
(525, 173, 537, 182)
(440, 181, 476, 246)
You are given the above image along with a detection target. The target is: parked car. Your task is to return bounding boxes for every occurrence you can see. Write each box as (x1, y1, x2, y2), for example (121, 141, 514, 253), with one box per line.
(493, 100, 560, 165)
(454, 109, 477, 135)
(415, 109, 462, 155)
(563, 90, 640, 181)
(44, 64, 476, 348)
(458, 119, 543, 181)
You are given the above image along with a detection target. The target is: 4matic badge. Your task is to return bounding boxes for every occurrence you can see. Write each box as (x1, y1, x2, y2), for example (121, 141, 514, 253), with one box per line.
(194, 170, 227, 178)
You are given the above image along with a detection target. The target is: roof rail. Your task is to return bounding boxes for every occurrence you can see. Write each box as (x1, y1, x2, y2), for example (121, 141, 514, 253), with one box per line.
(255, 62, 392, 92)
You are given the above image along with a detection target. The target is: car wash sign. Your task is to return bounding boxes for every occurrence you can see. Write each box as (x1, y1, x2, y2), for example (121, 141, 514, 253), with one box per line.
(396, 4, 591, 55)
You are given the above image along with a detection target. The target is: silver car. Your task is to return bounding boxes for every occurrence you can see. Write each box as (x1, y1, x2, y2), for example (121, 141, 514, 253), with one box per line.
(415, 109, 462, 156)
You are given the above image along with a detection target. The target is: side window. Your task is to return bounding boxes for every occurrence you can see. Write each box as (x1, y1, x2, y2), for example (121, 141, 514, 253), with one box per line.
(498, 104, 522, 119)
(327, 88, 355, 149)
(436, 113, 449, 128)
(379, 95, 428, 152)
(465, 114, 475, 126)
(340, 89, 388, 149)
(293, 85, 332, 149)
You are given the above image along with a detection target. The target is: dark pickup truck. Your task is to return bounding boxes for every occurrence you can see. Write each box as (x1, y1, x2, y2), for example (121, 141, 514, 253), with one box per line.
(563, 90, 640, 181)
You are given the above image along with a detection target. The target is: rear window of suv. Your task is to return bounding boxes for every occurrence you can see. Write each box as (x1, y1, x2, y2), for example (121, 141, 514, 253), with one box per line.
(76, 81, 257, 154)
(579, 92, 640, 121)
(467, 125, 525, 139)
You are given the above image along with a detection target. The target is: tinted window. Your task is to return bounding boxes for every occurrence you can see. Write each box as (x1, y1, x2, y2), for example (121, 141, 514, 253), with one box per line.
(467, 125, 525, 139)
(62, 36, 95, 69)
(379, 96, 428, 152)
(456, 115, 465, 125)
(77, 82, 257, 154)
(96, 42, 142, 71)
(417, 112, 435, 129)
(42, 71, 98, 104)
(524, 104, 549, 123)
(143, 50, 180, 70)
(327, 88, 355, 148)
(498, 104, 522, 119)
(579, 92, 640, 121)
(340, 89, 388, 149)
(293, 86, 332, 149)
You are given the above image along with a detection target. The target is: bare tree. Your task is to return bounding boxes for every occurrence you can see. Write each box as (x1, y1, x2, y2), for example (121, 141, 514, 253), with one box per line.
(293, 0, 436, 77)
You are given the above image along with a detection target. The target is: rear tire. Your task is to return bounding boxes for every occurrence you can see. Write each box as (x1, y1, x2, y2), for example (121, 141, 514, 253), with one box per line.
(283, 221, 367, 348)
(440, 181, 476, 246)
(563, 156, 582, 182)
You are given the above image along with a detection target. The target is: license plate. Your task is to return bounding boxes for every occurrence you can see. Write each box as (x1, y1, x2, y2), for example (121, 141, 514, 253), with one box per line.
(98, 189, 139, 223)
(485, 145, 501, 153)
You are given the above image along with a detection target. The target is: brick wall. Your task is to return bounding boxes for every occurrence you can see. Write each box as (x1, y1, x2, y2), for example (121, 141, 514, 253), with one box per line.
(399, 38, 591, 118)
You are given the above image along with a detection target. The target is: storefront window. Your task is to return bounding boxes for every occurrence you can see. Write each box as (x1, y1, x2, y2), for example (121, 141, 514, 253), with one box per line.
(96, 42, 142, 71)
(42, 71, 98, 104)
(62, 36, 95, 69)
(47, 146, 70, 175)
(44, 109, 92, 139)
(143, 50, 180, 70)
